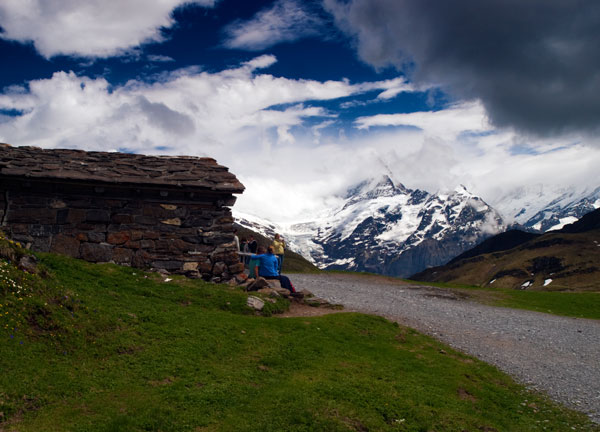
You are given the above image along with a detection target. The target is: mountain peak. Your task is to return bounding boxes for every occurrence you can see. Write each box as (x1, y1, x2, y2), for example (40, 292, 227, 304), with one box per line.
(345, 175, 408, 199)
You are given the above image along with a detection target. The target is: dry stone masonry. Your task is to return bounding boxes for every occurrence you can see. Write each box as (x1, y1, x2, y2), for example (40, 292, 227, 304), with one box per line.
(0, 144, 245, 281)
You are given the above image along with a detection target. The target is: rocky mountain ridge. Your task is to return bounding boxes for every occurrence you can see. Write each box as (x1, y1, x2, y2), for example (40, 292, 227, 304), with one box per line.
(235, 176, 504, 277)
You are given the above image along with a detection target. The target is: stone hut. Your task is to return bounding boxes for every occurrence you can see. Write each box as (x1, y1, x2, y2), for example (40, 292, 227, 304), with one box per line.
(0, 144, 245, 281)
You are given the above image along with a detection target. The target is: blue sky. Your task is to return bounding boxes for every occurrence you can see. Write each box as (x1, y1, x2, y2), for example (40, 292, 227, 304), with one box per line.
(1, 0, 599, 222)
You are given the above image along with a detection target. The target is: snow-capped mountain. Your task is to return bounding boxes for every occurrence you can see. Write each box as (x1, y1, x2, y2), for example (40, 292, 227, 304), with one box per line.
(235, 176, 505, 277)
(494, 185, 600, 232)
(522, 187, 600, 232)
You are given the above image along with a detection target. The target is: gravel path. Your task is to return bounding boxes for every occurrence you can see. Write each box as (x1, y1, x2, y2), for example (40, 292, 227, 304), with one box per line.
(291, 273, 600, 423)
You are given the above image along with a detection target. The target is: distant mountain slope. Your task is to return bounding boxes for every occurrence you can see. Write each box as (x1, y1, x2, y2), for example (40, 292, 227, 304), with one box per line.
(447, 230, 541, 264)
(496, 185, 600, 232)
(411, 209, 600, 291)
(236, 176, 505, 277)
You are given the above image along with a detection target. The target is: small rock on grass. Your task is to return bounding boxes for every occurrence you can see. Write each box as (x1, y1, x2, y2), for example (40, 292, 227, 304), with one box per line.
(299, 289, 313, 298)
(18, 255, 38, 274)
(246, 296, 264, 311)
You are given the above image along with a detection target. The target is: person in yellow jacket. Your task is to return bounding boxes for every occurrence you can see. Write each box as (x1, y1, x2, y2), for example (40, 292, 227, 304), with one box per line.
(271, 233, 285, 274)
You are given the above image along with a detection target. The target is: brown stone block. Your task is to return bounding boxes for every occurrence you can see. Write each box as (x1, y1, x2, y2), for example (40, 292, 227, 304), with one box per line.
(68, 198, 95, 209)
(31, 237, 51, 252)
(151, 260, 182, 271)
(87, 232, 106, 243)
(86, 210, 110, 223)
(139, 239, 155, 249)
(8, 208, 56, 224)
(182, 262, 198, 271)
(190, 244, 215, 254)
(181, 216, 213, 228)
(67, 209, 86, 224)
(111, 214, 134, 224)
(24, 195, 49, 206)
(154, 240, 170, 251)
(50, 234, 80, 258)
(77, 233, 88, 242)
(105, 199, 125, 208)
(198, 259, 213, 273)
(132, 250, 151, 268)
(80, 243, 112, 262)
(160, 218, 181, 226)
(135, 215, 155, 225)
(216, 216, 234, 224)
(107, 232, 130, 245)
(235, 273, 248, 283)
(10, 224, 28, 234)
(223, 251, 240, 265)
(49, 199, 67, 209)
(143, 231, 160, 240)
(212, 261, 227, 275)
(228, 262, 245, 274)
(201, 233, 233, 245)
(113, 247, 133, 264)
(130, 231, 144, 241)
(30, 224, 56, 237)
(171, 239, 194, 252)
(125, 240, 141, 249)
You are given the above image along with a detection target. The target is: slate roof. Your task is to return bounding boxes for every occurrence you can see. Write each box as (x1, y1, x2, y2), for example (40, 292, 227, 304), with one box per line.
(0, 144, 244, 193)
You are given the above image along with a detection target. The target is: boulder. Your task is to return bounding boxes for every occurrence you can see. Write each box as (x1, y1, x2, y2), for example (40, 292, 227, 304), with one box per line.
(299, 289, 314, 298)
(274, 287, 291, 298)
(234, 273, 248, 284)
(246, 296, 264, 311)
(246, 277, 269, 292)
(18, 255, 38, 274)
(257, 287, 281, 298)
(241, 278, 255, 290)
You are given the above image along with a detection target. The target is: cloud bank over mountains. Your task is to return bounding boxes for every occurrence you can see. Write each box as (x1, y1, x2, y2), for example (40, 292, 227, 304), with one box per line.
(0, 0, 599, 223)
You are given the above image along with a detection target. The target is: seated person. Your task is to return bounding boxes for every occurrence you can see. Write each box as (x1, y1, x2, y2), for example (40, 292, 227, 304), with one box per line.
(253, 246, 297, 293)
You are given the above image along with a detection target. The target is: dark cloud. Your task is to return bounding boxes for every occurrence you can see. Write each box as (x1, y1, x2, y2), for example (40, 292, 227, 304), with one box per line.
(325, 0, 600, 136)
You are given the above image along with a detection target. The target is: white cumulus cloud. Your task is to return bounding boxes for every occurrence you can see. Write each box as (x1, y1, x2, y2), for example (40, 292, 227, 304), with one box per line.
(0, 0, 217, 58)
(222, 0, 325, 50)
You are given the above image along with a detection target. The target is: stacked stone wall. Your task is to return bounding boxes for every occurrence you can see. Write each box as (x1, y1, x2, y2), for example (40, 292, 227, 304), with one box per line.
(0, 179, 243, 281)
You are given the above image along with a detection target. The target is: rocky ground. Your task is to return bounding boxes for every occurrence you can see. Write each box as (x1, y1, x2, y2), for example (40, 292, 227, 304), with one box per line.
(290, 273, 600, 423)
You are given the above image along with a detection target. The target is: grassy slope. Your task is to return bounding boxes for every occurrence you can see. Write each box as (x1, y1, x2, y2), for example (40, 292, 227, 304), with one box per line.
(413, 230, 600, 292)
(0, 248, 598, 430)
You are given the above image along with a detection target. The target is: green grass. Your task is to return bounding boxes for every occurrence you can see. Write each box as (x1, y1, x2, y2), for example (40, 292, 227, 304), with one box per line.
(492, 290, 600, 319)
(0, 247, 598, 431)
(406, 279, 600, 320)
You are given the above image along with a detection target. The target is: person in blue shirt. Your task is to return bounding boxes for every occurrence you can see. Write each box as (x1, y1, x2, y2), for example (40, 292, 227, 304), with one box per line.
(253, 246, 297, 293)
